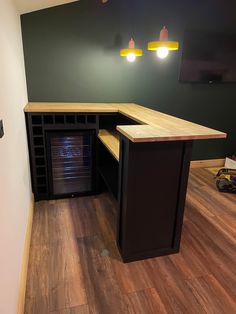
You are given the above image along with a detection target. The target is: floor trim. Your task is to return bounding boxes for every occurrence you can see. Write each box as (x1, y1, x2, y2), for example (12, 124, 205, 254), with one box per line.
(190, 158, 225, 169)
(17, 193, 34, 314)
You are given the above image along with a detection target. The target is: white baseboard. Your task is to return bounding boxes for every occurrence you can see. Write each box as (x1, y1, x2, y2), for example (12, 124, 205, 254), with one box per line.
(190, 159, 225, 169)
(17, 193, 34, 314)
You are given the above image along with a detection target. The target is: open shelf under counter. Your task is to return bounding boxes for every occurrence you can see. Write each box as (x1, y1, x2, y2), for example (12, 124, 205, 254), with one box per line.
(97, 129, 120, 162)
(97, 130, 119, 199)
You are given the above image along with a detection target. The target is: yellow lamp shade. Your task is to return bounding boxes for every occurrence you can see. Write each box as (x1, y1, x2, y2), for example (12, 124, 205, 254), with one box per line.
(148, 26, 179, 52)
(120, 48, 143, 57)
(148, 41, 179, 51)
(120, 38, 143, 58)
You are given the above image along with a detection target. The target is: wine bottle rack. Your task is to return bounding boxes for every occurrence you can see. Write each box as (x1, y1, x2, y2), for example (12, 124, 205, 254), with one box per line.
(25, 112, 99, 200)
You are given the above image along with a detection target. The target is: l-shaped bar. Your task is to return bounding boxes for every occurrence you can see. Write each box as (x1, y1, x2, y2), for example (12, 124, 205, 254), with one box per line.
(24, 102, 226, 262)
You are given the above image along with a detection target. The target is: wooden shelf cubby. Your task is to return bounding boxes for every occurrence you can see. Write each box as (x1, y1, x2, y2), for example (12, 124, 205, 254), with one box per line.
(98, 129, 120, 162)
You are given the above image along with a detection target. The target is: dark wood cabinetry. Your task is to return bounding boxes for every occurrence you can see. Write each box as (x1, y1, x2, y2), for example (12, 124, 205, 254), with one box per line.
(26, 112, 99, 200)
(117, 136, 193, 262)
(25, 111, 193, 262)
(25, 103, 223, 263)
(25, 112, 137, 201)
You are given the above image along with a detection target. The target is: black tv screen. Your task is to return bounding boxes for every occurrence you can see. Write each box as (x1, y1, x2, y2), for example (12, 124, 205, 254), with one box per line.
(179, 30, 236, 83)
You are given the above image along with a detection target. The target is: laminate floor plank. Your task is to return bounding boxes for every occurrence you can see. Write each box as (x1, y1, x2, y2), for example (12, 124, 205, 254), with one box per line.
(50, 304, 90, 314)
(184, 220, 236, 301)
(186, 205, 236, 270)
(169, 240, 209, 280)
(189, 168, 217, 189)
(112, 260, 154, 295)
(185, 274, 236, 314)
(92, 195, 120, 260)
(48, 239, 87, 312)
(30, 201, 50, 246)
(187, 186, 236, 219)
(24, 244, 50, 314)
(94, 194, 154, 294)
(145, 257, 210, 314)
(69, 197, 101, 239)
(25, 168, 236, 314)
(126, 288, 168, 314)
(76, 235, 130, 314)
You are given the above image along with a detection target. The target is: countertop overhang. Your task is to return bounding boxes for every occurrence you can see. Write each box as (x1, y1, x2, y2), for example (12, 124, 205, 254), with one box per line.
(24, 102, 227, 142)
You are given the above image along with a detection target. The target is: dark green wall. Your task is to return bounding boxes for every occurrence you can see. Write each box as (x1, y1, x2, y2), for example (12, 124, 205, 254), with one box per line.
(21, 0, 236, 159)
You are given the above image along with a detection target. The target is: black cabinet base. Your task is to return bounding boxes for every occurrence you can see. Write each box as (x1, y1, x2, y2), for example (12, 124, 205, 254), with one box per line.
(117, 138, 193, 263)
(118, 245, 179, 263)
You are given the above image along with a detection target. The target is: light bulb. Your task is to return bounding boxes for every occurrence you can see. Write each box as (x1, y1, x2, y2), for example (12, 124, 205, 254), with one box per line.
(127, 53, 136, 62)
(156, 47, 169, 59)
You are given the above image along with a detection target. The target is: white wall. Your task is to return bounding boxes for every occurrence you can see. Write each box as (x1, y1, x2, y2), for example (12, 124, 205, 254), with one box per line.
(0, 0, 32, 313)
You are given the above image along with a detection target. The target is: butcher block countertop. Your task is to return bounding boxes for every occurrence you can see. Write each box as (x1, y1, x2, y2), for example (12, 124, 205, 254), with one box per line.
(24, 102, 226, 142)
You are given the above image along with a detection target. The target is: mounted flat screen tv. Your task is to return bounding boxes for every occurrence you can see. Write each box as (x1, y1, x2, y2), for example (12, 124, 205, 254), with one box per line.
(179, 30, 236, 83)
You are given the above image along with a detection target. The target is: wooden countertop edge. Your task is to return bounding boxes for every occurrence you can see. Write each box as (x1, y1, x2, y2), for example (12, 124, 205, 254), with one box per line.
(116, 126, 226, 143)
(122, 134, 226, 143)
(24, 103, 119, 113)
(24, 102, 227, 142)
(25, 109, 118, 113)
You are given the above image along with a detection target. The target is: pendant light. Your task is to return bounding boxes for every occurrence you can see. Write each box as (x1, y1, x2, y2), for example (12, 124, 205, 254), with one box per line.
(120, 38, 143, 62)
(148, 26, 179, 59)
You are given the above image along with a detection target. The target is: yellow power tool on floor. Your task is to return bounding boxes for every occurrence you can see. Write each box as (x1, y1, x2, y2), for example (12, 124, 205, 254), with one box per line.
(215, 168, 236, 193)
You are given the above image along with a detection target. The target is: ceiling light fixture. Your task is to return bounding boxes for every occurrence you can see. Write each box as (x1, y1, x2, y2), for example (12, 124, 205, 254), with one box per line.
(120, 38, 143, 63)
(148, 26, 179, 59)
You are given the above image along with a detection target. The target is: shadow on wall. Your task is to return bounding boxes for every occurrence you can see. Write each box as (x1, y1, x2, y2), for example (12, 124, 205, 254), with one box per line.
(104, 34, 123, 51)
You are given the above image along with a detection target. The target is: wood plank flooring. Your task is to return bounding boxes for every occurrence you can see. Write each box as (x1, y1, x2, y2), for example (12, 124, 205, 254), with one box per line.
(24, 168, 236, 314)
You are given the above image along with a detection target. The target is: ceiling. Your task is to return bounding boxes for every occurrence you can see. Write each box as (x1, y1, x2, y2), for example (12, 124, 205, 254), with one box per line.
(14, 0, 78, 14)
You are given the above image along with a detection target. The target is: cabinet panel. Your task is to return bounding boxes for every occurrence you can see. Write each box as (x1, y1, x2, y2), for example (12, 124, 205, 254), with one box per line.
(118, 137, 193, 262)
